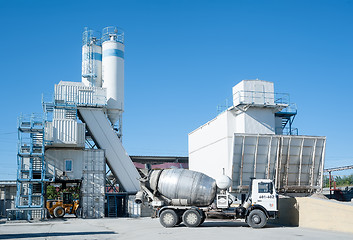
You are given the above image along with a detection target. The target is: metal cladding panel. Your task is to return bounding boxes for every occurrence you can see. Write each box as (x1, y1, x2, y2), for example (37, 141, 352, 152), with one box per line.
(53, 109, 66, 119)
(81, 193, 105, 218)
(231, 134, 326, 193)
(44, 122, 53, 143)
(46, 120, 85, 147)
(81, 149, 105, 218)
(54, 82, 106, 106)
(78, 108, 140, 192)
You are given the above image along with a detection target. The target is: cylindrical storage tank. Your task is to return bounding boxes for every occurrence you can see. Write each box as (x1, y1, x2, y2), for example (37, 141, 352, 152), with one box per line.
(102, 26, 125, 125)
(82, 28, 102, 87)
(150, 169, 217, 207)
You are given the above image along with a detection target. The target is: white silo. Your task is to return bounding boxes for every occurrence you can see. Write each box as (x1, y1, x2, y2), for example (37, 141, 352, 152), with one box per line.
(102, 26, 125, 126)
(82, 28, 102, 87)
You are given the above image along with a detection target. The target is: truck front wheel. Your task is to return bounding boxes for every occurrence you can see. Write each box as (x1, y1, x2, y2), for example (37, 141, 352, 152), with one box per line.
(247, 209, 267, 228)
(160, 209, 178, 228)
(182, 209, 202, 227)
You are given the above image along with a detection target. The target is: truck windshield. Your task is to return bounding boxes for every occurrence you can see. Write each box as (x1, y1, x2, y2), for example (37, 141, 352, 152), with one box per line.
(258, 182, 272, 193)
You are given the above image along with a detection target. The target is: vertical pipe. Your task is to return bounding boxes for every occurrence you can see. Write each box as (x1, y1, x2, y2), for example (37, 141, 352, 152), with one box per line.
(285, 137, 292, 188)
(320, 138, 327, 192)
(254, 135, 260, 178)
(298, 138, 304, 186)
(266, 136, 273, 179)
(275, 136, 281, 189)
(329, 171, 332, 198)
(310, 139, 318, 189)
(240, 136, 246, 187)
(277, 137, 284, 190)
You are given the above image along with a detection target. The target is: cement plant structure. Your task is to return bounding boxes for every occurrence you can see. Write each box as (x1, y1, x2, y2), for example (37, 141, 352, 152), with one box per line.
(9, 27, 326, 221)
(13, 27, 141, 220)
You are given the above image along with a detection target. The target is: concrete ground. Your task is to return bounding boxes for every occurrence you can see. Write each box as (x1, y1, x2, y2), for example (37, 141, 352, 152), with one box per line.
(1, 217, 353, 240)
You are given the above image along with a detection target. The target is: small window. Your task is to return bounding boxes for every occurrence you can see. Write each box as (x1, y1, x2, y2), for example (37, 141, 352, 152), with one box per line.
(258, 182, 272, 193)
(65, 160, 73, 172)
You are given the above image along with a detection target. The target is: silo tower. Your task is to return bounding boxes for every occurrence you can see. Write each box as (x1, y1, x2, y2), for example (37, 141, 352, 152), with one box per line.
(82, 28, 102, 87)
(102, 26, 125, 133)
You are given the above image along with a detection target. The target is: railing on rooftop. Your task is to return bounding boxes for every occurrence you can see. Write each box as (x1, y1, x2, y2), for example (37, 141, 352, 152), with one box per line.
(42, 87, 107, 112)
(18, 114, 44, 130)
(276, 127, 299, 136)
(278, 103, 298, 114)
(102, 26, 124, 44)
(233, 90, 290, 105)
(217, 91, 291, 114)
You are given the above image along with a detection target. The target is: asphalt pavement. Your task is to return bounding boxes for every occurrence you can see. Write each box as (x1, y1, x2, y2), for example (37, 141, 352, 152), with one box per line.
(0, 217, 352, 240)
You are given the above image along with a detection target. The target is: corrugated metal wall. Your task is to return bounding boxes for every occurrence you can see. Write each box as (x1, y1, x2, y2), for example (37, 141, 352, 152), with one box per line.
(81, 150, 105, 218)
(45, 120, 85, 147)
(232, 134, 326, 193)
(54, 82, 106, 106)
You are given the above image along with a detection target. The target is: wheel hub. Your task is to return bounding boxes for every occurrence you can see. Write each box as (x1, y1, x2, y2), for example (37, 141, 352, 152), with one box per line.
(252, 215, 261, 224)
(163, 213, 175, 224)
(186, 213, 198, 224)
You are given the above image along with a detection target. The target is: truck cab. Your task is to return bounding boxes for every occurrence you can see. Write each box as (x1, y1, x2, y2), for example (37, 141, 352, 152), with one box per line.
(242, 179, 278, 227)
(251, 179, 278, 213)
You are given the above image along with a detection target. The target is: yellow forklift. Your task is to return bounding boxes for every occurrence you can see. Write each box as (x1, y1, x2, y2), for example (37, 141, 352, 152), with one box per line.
(46, 180, 82, 218)
(46, 192, 81, 218)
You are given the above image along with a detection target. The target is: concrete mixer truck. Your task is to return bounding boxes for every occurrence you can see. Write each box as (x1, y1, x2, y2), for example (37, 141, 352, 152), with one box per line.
(135, 169, 278, 228)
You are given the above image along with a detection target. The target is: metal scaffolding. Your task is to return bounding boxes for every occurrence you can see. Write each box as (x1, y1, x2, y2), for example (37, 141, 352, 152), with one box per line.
(15, 114, 48, 220)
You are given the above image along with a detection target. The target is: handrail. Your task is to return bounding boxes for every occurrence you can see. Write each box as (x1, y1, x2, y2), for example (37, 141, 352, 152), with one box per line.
(217, 90, 292, 114)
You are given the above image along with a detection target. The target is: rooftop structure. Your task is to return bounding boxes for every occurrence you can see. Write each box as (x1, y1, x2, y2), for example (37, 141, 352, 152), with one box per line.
(189, 80, 326, 194)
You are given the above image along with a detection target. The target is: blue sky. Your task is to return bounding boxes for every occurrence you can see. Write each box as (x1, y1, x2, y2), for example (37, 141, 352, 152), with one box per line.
(0, 0, 352, 179)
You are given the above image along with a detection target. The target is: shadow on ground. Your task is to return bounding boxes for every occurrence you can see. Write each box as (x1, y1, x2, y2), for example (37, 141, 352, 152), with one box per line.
(177, 221, 286, 229)
(0, 231, 117, 239)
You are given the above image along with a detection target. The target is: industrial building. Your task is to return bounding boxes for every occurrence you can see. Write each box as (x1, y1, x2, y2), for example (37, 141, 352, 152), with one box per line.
(189, 80, 326, 194)
(0, 181, 16, 217)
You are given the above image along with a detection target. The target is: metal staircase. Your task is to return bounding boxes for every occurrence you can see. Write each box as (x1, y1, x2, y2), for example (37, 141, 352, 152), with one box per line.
(14, 114, 48, 220)
(275, 103, 298, 135)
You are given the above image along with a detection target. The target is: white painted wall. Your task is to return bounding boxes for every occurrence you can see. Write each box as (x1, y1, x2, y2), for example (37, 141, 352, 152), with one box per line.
(243, 108, 275, 134)
(189, 111, 233, 179)
(189, 80, 277, 181)
(45, 149, 85, 180)
(275, 116, 283, 134)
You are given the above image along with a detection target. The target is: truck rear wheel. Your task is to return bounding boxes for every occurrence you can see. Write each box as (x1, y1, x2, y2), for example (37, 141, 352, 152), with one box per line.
(247, 209, 267, 228)
(53, 206, 65, 218)
(160, 209, 178, 228)
(182, 209, 202, 227)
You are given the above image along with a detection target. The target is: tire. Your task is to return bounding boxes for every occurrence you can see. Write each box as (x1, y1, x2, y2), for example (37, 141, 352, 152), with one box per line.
(182, 209, 202, 227)
(53, 206, 65, 218)
(246, 209, 267, 228)
(160, 209, 178, 228)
